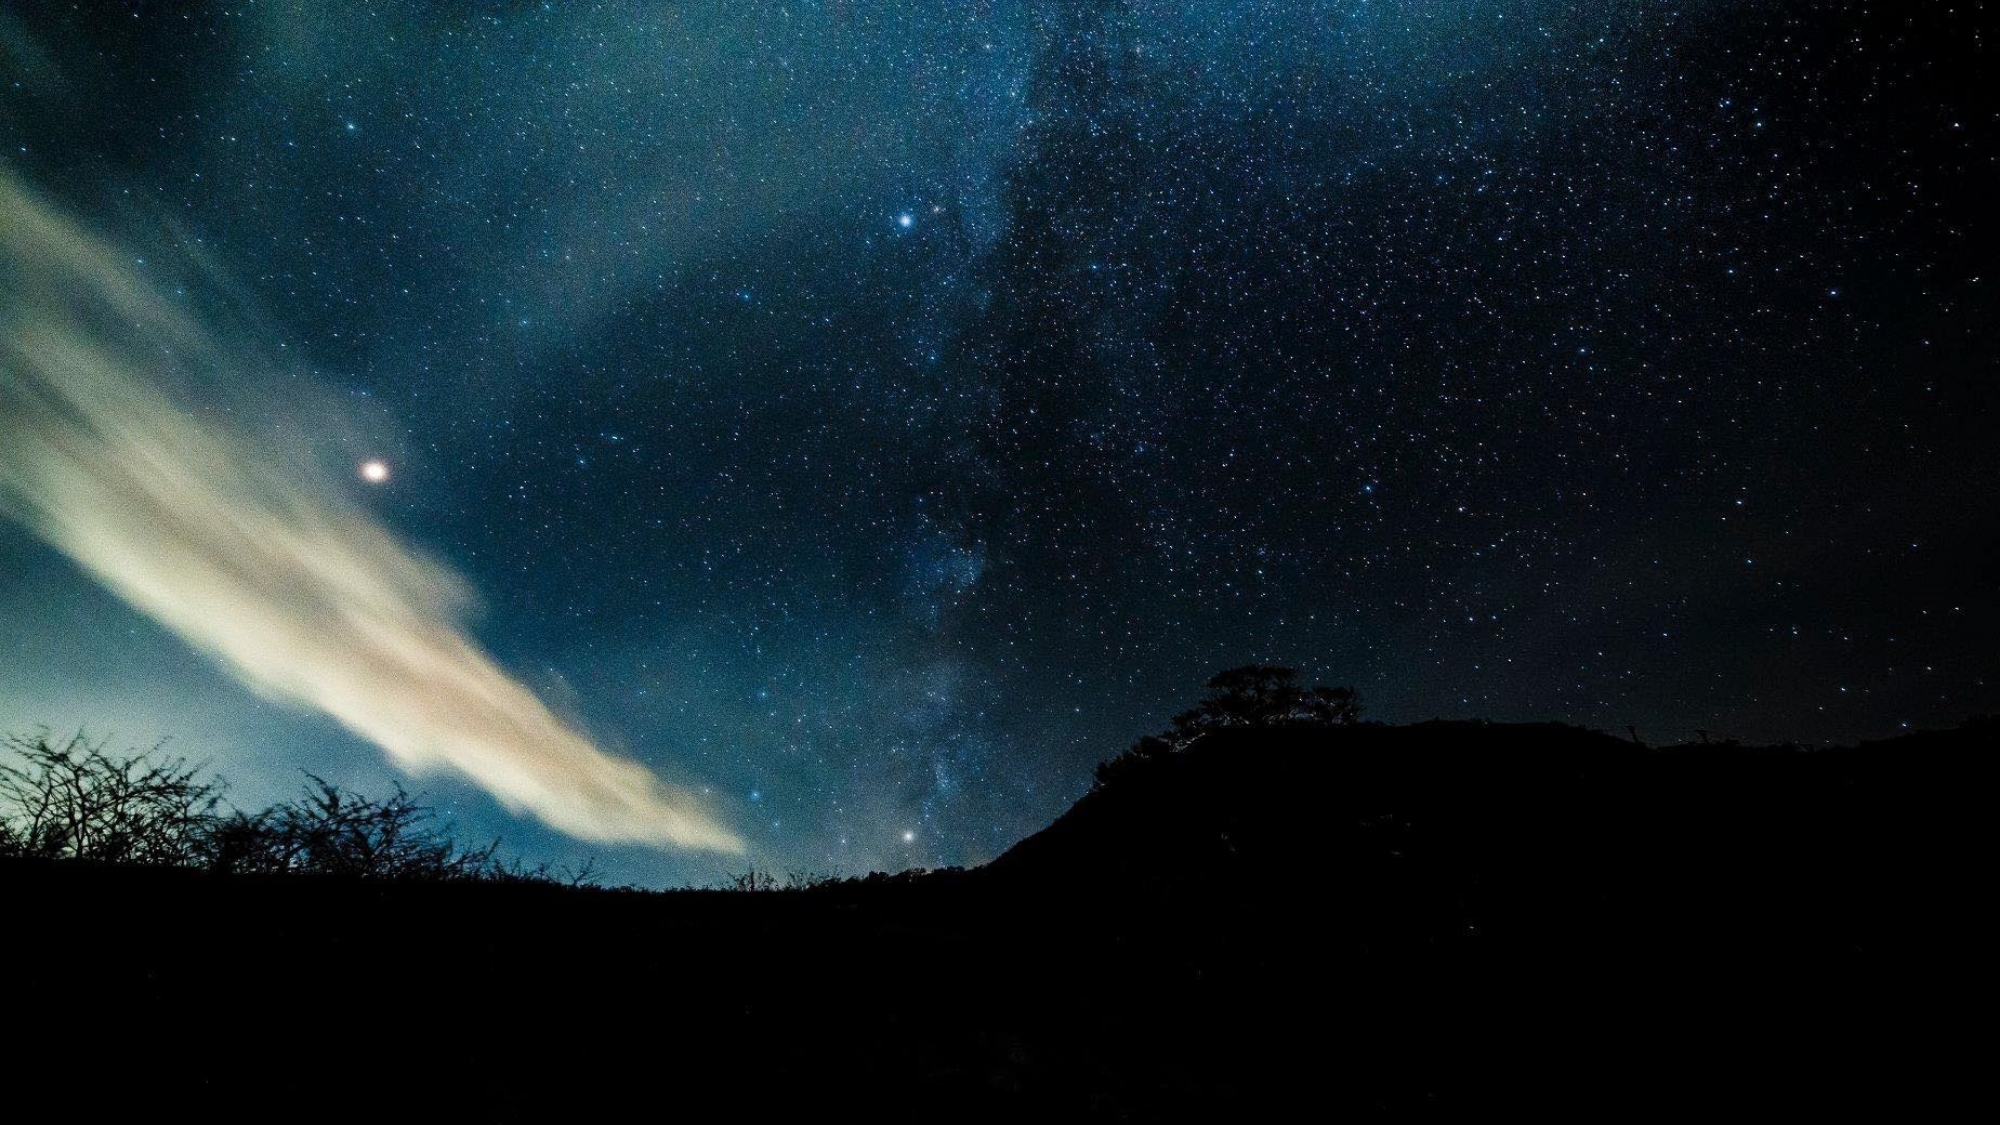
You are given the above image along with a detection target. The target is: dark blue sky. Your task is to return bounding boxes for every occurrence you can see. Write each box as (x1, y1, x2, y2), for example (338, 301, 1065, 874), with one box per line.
(2, 1, 1994, 885)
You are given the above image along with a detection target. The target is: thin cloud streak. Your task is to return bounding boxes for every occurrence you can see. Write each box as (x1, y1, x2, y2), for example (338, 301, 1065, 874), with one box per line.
(0, 174, 742, 853)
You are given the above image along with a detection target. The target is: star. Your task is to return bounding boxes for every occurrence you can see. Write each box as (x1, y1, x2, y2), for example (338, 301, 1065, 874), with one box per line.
(2, 1, 1987, 886)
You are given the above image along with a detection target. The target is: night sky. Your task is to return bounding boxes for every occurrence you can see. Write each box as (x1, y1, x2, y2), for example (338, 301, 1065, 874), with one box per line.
(2, 1, 1994, 885)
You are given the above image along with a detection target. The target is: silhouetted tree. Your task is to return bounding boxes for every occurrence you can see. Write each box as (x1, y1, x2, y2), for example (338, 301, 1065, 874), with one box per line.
(207, 776, 498, 880)
(1167, 665, 1362, 745)
(0, 732, 221, 865)
(1, 730, 605, 885)
(201, 808, 286, 874)
(1093, 666, 1363, 790)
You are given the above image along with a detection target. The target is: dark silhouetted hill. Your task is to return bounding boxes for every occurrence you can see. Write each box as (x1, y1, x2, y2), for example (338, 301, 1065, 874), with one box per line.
(975, 720, 1988, 1115)
(991, 719, 1985, 914)
(1, 719, 1989, 1119)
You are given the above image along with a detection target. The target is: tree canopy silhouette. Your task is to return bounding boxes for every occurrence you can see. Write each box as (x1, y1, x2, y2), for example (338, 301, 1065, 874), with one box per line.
(206, 777, 502, 881)
(1167, 664, 1362, 744)
(1095, 665, 1362, 789)
(0, 732, 221, 865)
(0, 731, 595, 885)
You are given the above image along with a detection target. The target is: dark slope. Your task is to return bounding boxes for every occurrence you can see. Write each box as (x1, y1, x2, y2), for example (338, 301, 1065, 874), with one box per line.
(2, 721, 1989, 1119)
(978, 721, 1989, 1114)
(990, 720, 1985, 921)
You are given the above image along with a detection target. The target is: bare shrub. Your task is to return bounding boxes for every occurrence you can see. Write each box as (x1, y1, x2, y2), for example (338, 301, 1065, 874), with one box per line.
(0, 732, 222, 866)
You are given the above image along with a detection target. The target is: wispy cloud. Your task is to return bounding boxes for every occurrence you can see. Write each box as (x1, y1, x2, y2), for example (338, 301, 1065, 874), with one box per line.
(0, 173, 742, 853)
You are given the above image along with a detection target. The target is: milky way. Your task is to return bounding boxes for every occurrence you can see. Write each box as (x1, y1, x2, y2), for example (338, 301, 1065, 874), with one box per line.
(1, 2, 1993, 884)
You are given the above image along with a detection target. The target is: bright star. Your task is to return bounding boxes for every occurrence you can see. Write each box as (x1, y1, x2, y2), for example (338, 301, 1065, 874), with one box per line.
(359, 459, 390, 484)
(897, 213, 914, 229)
(901, 830, 915, 843)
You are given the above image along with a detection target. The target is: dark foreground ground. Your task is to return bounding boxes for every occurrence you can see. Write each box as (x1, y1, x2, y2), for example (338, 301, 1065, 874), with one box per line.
(3, 721, 1988, 1119)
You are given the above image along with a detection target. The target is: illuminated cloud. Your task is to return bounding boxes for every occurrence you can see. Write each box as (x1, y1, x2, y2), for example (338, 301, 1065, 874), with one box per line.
(0, 174, 742, 854)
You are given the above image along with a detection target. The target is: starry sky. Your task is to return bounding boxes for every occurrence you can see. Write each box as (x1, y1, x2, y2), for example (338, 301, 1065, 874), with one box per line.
(1, 1, 1994, 885)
